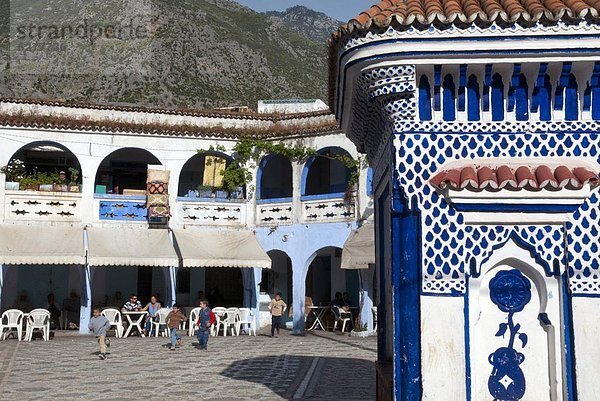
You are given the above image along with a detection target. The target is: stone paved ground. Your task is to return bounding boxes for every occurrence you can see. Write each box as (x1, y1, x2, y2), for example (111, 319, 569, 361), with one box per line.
(0, 329, 376, 401)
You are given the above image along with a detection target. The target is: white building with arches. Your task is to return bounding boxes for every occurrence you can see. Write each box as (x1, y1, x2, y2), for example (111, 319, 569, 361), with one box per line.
(0, 98, 375, 335)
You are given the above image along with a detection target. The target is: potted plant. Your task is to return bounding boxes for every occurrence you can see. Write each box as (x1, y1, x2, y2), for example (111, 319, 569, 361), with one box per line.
(19, 176, 39, 191)
(215, 187, 228, 199)
(1, 159, 26, 190)
(229, 186, 244, 200)
(68, 167, 81, 192)
(197, 185, 213, 198)
(37, 171, 59, 192)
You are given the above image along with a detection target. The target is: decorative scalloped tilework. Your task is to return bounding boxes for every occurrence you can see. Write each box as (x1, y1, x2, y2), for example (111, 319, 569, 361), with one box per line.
(395, 132, 600, 294)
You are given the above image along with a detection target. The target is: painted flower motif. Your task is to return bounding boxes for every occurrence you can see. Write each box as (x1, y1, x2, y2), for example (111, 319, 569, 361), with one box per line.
(489, 269, 532, 313)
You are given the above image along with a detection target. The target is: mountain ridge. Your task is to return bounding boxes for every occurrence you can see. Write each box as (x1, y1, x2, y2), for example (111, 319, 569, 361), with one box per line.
(0, 0, 337, 111)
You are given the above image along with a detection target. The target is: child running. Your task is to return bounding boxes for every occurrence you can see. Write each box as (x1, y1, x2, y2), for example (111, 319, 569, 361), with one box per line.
(166, 304, 186, 351)
(88, 307, 111, 360)
(196, 300, 215, 350)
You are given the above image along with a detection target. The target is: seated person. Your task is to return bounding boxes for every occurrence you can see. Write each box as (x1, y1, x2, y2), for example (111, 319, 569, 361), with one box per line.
(109, 291, 123, 307)
(13, 291, 33, 312)
(342, 292, 352, 308)
(47, 293, 61, 330)
(330, 292, 343, 308)
(121, 294, 142, 312)
(141, 294, 161, 335)
(63, 291, 80, 329)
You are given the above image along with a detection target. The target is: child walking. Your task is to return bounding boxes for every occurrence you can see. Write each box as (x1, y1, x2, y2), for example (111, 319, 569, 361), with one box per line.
(196, 300, 215, 350)
(166, 304, 186, 351)
(88, 307, 111, 360)
(269, 292, 287, 337)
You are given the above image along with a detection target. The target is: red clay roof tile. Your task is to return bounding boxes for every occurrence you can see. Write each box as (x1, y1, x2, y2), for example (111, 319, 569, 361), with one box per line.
(342, 0, 600, 31)
(430, 164, 599, 190)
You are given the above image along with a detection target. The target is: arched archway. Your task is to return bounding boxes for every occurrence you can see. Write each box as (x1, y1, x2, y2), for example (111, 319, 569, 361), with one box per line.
(6, 141, 82, 189)
(261, 250, 292, 321)
(94, 148, 161, 194)
(178, 152, 238, 198)
(257, 154, 293, 200)
(469, 239, 564, 401)
(302, 147, 354, 197)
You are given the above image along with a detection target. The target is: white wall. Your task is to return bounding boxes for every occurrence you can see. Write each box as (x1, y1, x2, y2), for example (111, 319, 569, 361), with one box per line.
(572, 297, 600, 401)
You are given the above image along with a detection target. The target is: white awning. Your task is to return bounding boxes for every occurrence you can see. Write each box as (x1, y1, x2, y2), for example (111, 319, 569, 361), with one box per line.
(0, 225, 85, 265)
(341, 224, 375, 270)
(86, 227, 178, 267)
(173, 229, 271, 269)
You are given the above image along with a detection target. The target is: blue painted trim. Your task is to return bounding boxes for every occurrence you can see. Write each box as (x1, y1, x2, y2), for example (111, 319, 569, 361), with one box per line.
(571, 292, 600, 298)
(443, 74, 456, 121)
(471, 232, 555, 278)
(175, 196, 246, 204)
(491, 73, 504, 121)
(396, 130, 600, 136)
(256, 197, 293, 205)
(453, 203, 580, 213)
(301, 147, 352, 196)
(421, 291, 463, 297)
(566, 74, 579, 121)
(256, 153, 293, 201)
(391, 179, 422, 401)
(94, 194, 146, 201)
(419, 75, 432, 120)
(337, 45, 600, 122)
(366, 167, 374, 196)
(562, 272, 578, 401)
(464, 279, 471, 401)
(300, 192, 345, 201)
(466, 74, 480, 121)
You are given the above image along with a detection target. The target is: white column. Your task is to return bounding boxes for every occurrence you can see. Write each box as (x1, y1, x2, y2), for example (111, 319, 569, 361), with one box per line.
(79, 265, 92, 334)
(359, 266, 375, 331)
(291, 257, 307, 333)
(166, 266, 176, 307)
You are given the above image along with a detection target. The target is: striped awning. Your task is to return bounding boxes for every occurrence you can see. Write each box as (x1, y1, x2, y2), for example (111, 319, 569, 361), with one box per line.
(173, 229, 271, 269)
(0, 225, 85, 265)
(86, 227, 178, 267)
(341, 224, 375, 270)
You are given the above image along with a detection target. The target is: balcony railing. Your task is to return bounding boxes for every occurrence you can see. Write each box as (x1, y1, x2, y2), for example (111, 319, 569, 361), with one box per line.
(95, 194, 147, 222)
(4, 190, 82, 222)
(177, 197, 246, 226)
(301, 193, 355, 223)
(256, 198, 293, 226)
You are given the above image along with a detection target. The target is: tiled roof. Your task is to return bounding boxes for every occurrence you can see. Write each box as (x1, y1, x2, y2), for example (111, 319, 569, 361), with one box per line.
(344, 0, 600, 32)
(0, 99, 340, 139)
(0, 97, 331, 122)
(430, 165, 600, 190)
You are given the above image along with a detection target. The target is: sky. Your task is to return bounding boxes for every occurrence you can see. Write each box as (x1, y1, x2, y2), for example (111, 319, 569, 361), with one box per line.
(235, 0, 376, 22)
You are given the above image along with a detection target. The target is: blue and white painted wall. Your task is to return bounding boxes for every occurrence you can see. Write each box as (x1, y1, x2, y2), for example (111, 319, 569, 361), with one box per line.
(334, 18, 600, 401)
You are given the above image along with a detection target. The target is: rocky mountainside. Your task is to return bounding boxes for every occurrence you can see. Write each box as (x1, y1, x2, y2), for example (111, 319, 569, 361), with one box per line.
(265, 6, 341, 43)
(0, 0, 337, 110)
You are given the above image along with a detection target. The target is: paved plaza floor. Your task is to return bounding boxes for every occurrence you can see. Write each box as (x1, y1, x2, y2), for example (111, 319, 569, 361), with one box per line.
(0, 328, 376, 401)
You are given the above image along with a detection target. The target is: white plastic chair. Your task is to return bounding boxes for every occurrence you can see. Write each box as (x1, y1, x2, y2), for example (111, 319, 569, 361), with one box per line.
(372, 306, 378, 332)
(1, 309, 24, 341)
(333, 306, 353, 333)
(236, 308, 256, 336)
(101, 308, 124, 338)
(188, 307, 201, 337)
(26, 309, 51, 341)
(223, 307, 240, 337)
(212, 307, 227, 336)
(152, 308, 171, 337)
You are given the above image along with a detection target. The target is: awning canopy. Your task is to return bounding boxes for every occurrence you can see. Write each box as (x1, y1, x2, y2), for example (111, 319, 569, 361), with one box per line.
(0, 225, 85, 265)
(86, 227, 178, 267)
(173, 229, 271, 269)
(341, 224, 375, 270)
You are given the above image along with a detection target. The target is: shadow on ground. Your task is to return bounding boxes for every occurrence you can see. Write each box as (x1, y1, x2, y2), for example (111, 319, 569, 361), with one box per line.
(220, 355, 375, 400)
